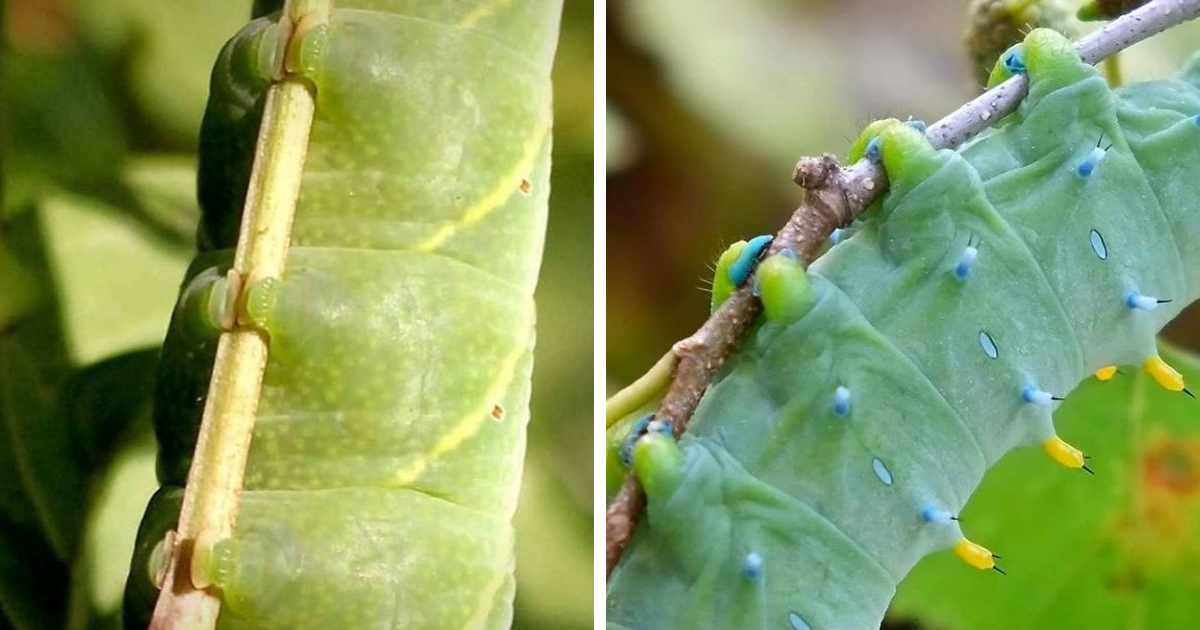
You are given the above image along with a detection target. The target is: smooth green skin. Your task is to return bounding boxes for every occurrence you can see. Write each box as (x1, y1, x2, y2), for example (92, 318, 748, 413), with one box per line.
(122, 2, 562, 630)
(607, 30, 1200, 630)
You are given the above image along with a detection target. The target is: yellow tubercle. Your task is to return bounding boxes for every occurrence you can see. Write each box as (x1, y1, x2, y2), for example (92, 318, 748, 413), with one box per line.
(1145, 355, 1185, 392)
(953, 538, 995, 571)
(1094, 365, 1117, 381)
(1043, 435, 1085, 469)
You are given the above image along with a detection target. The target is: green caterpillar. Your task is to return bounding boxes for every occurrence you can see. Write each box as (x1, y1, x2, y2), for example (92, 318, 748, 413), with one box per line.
(121, 1, 561, 629)
(607, 29, 1200, 630)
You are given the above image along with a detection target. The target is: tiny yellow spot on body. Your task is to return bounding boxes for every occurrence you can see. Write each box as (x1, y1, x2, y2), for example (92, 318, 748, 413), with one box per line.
(519, 179, 532, 194)
(491, 404, 505, 421)
(1094, 365, 1117, 381)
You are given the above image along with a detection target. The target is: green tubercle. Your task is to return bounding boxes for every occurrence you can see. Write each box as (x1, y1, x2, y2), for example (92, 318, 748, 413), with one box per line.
(632, 432, 684, 500)
(757, 254, 814, 325)
(1022, 28, 1089, 92)
(876, 123, 941, 191)
(711, 241, 748, 312)
(847, 119, 902, 163)
(966, 0, 1080, 88)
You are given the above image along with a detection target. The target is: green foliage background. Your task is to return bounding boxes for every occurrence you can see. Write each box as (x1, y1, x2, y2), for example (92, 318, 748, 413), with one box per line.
(607, 0, 1200, 628)
(0, 1, 592, 629)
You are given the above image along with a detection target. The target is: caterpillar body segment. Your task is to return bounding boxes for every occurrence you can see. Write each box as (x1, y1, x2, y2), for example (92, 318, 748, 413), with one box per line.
(124, 1, 562, 629)
(607, 30, 1200, 630)
(712, 240, 749, 312)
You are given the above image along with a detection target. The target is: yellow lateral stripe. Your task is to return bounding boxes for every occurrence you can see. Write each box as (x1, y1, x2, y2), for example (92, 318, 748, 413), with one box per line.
(459, 0, 517, 29)
(459, 528, 514, 630)
(414, 119, 550, 253)
(390, 301, 535, 485)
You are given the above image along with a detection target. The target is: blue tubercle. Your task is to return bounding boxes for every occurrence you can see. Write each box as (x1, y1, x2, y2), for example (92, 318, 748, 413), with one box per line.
(1076, 146, 1108, 178)
(647, 418, 674, 438)
(905, 118, 926, 133)
(619, 414, 654, 466)
(1003, 48, 1026, 75)
(954, 246, 979, 279)
(833, 386, 851, 416)
(1126, 290, 1169, 311)
(1021, 384, 1053, 406)
(829, 228, 843, 245)
(865, 137, 883, 163)
(728, 234, 773, 287)
(871, 458, 893, 486)
(921, 505, 955, 525)
(743, 552, 763, 579)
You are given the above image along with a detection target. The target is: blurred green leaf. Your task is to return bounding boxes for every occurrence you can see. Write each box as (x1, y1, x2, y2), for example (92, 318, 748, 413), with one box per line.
(893, 345, 1200, 630)
(0, 511, 68, 630)
(620, 0, 853, 169)
(119, 156, 201, 245)
(0, 184, 180, 630)
(74, 422, 157, 626)
(68, 0, 250, 147)
(605, 101, 638, 173)
(0, 345, 159, 630)
(513, 452, 593, 630)
(0, 48, 126, 215)
(0, 237, 44, 331)
(38, 192, 190, 365)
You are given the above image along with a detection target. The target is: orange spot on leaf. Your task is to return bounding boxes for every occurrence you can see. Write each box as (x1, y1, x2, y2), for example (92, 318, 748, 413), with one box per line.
(1144, 439, 1200, 495)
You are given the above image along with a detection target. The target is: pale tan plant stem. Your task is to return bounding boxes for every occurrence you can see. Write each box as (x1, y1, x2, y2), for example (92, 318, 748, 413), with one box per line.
(146, 1, 327, 628)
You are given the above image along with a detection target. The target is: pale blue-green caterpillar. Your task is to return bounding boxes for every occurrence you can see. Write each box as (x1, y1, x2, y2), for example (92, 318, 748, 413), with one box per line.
(121, 1, 562, 629)
(607, 29, 1200, 630)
